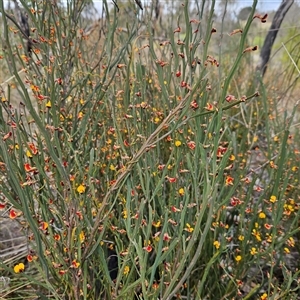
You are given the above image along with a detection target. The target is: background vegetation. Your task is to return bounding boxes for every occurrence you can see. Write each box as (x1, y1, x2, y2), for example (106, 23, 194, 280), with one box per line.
(1, 0, 300, 299)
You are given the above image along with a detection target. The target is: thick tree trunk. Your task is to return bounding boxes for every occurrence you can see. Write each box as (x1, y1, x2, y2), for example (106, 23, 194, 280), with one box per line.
(257, 0, 294, 77)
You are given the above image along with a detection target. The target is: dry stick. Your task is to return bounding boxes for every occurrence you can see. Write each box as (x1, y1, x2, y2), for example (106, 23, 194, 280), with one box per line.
(282, 43, 300, 75)
(257, 0, 294, 77)
(0, 69, 26, 88)
(248, 154, 278, 176)
(82, 90, 191, 261)
(4, 12, 36, 44)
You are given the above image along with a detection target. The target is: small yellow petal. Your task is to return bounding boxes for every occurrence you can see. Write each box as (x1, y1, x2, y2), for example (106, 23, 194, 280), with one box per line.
(235, 255, 242, 262)
(175, 140, 182, 147)
(26, 149, 33, 158)
(14, 263, 25, 273)
(258, 212, 266, 219)
(77, 184, 86, 194)
(123, 265, 130, 275)
(213, 241, 220, 249)
(178, 188, 185, 196)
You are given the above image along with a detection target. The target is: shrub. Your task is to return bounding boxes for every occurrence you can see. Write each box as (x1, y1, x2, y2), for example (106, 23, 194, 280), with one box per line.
(0, 1, 300, 299)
